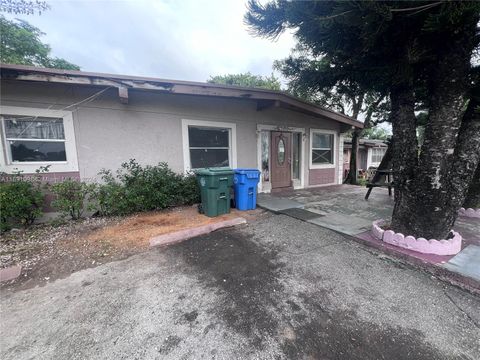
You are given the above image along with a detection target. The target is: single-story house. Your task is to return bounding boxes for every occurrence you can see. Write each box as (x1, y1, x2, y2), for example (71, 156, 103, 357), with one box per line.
(0, 64, 362, 193)
(342, 138, 387, 179)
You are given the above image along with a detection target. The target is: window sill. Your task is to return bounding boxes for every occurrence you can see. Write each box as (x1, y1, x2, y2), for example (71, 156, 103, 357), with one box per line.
(1, 162, 79, 174)
(309, 164, 336, 170)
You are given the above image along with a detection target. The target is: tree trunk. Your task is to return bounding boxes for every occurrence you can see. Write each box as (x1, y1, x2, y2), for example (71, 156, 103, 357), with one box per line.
(449, 92, 480, 212)
(344, 93, 365, 185)
(463, 165, 480, 209)
(390, 84, 418, 233)
(391, 26, 478, 239)
(344, 129, 360, 184)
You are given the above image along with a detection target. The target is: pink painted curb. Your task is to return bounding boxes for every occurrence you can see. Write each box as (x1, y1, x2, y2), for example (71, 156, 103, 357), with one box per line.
(458, 207, 480, 218)
(0, 265, 22, 282)
(150, 217, 247, 247)
(371, 220, 462, 256)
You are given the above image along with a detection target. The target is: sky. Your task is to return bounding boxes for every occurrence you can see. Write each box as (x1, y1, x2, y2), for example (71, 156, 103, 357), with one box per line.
(6, 0, 296, 83)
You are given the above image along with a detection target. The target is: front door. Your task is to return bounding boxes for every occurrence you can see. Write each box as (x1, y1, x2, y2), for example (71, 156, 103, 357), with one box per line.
(271, 131, 292, 189)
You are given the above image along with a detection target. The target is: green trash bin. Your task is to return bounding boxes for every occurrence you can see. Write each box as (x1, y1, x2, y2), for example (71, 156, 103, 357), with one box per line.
(195, 167, 234, 217)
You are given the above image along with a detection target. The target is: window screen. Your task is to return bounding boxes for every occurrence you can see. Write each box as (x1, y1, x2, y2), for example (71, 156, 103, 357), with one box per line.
(188, 126, 230, 168)
(311, 132, 334, 164)
(3, 115, 67, 162)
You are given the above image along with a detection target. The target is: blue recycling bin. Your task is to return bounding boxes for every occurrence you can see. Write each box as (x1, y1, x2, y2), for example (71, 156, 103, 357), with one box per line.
(233, 168, 260, 210)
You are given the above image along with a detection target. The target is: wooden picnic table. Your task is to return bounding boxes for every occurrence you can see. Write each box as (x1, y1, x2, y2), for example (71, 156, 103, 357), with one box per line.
(365, 169, 394, 200)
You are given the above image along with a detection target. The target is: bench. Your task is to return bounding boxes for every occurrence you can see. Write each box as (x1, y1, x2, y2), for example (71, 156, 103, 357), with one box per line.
(365, 169, 394, 200)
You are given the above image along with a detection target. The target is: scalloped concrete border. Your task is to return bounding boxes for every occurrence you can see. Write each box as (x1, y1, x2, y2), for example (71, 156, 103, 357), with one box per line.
(371, 220, 462, 256)
(458, 208, 480, 218)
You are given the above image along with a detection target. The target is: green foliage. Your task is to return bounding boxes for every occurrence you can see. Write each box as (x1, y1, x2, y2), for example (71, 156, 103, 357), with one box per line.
(96, 160, 200, 216)
(51, 179, 96, 220)
(362, 126, 390, 141)
(246, 0, 480, 91)
(0, 15, 80, 70)
(208, 72, 281, 90)
(0, 177, 44, 232)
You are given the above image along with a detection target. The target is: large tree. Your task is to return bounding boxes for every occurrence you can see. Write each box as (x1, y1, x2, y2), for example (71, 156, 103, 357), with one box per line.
(208, 72, 281, 90)
(0, 15, 79, 70)
(246, 0, 480, 239)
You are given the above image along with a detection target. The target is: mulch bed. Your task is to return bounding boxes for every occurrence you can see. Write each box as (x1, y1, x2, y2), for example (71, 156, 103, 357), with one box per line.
(1, 206, 259, 292)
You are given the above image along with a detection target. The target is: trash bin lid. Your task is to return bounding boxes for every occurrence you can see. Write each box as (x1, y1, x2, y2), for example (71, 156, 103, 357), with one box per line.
(234, 168, 260, 178)
(195, 167, 234, 176)
(234, 168, 260, 174)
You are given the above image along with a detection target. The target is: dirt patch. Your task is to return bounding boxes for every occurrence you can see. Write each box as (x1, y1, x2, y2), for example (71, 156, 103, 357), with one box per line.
(85, 206, 251, 249)
(1, 206, 261, 291)
(281, 292, 448, 360)
(168, 225, 284, 349)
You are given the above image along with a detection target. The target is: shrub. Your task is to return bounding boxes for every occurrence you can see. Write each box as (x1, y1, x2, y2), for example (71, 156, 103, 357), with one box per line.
(51, 179, 97, 220)
(179, 173, 201, 205)
(0, 179, 44, 232)
(96, 159, 200, 216)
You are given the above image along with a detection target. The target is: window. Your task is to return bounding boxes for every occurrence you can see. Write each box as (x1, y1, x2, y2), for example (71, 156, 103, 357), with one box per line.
(0, 106, 78, 173)
(311, 131, 334, 165)
(292, 132, 301, 179)
(261, 130, 270, 182)
(371, 148, 386, 163)
(3, 115, 66, 162)
(188, 126, 230, 168)
(182, 119, 236, 171)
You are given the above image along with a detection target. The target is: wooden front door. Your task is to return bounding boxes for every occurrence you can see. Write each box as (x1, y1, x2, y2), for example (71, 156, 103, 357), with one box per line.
(271, 131, 292, 189)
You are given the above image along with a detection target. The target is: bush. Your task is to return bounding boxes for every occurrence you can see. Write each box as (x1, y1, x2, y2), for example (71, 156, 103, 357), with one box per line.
(51, 179, 97, 220)
(96, 160, 200, 216)
(0, 179, 44, 232)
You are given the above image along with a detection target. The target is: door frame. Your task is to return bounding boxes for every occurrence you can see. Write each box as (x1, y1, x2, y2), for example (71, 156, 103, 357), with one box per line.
(256, 124, 305, 193)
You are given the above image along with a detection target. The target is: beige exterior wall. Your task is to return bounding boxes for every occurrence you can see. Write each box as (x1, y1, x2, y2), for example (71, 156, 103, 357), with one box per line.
(0, 80, 344, 187)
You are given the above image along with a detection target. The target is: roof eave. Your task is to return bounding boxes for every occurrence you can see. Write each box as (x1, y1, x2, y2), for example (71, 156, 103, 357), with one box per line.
(0, 63, 363, 128)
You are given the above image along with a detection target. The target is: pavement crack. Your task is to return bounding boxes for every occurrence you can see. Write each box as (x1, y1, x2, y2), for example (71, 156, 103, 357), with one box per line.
(443, 289, 480, 329)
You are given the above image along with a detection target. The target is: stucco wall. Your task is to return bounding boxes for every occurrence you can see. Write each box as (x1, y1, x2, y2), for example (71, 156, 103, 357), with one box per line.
(0, 80, 342, 186)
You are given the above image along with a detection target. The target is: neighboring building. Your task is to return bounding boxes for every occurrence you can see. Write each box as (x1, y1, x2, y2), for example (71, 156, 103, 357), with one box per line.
(343, 138, 387, 179)
(0, 64, 362, 194)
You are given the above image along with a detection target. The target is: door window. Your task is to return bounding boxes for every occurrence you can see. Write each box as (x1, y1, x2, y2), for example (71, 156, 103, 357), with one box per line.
(277, 138, 285, 165)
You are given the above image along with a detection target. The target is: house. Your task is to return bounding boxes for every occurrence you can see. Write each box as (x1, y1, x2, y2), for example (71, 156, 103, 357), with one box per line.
(342, 138, 388, 179)
(0, 64, 362, 193)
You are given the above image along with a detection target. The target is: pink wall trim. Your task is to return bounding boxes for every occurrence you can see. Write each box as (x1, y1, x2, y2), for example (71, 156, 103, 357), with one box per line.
(371, 220, 462, 256)
(458, 208, 480, 218)
(309, 168, 335, 186)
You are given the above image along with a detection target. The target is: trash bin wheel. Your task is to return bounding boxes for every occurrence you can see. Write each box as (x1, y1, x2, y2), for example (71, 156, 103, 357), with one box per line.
(197, 203, 204, 214)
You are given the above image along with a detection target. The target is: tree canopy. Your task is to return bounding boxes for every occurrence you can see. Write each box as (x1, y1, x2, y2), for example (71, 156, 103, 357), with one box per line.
(208, 72, 281, 90)
(362, 126, 390, 141)
(246, 1, 480, 239)
(0, 15, 79, 70)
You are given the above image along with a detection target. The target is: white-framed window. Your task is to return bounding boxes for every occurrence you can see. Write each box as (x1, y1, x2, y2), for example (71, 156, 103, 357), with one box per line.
(0, 106, 78, 173)
(182, 119, 237, 171)
(310, 129, 336, 169)
(371, 147, 386, 163)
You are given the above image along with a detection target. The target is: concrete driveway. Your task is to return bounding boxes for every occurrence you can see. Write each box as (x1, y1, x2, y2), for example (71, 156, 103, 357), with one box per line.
(1, 213, 479, 359)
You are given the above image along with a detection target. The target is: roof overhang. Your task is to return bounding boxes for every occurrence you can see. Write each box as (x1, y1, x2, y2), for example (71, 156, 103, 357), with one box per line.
(0, 64, 363, 129)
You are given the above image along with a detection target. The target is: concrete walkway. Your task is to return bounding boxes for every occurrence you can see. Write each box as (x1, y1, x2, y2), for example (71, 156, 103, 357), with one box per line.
(1, 214, 479, 359)
(258, 185, 480, 285)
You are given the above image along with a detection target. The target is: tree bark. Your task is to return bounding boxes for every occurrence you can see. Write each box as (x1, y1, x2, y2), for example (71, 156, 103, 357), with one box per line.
(344, 129, 360, 184)
(463, 164, 480, 209)
(390, 84, 418, 233)
(449, 93, 480, 212)
(344, 93, 365, 185)
(390, 26, 478, 239)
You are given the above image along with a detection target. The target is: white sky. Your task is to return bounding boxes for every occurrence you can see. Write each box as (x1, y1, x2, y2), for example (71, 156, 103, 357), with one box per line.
(6, 0, 295, 82)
